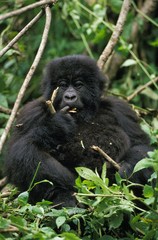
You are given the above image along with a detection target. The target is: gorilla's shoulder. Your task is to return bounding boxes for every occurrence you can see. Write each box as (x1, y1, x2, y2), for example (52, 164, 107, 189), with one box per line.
(15, 98, 49, 129)
(100, 96, 138, 122)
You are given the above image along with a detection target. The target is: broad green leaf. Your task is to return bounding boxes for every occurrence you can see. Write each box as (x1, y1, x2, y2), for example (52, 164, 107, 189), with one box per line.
(134, 150, 158, 173)
(143, 184, 153, 198)
(109, 213, 123, 229)
(56, 216, 66, 228)
(133, 158, 152, 172)
(76, 167, 109, 193)
(18, 191, 29, 205)
(32, 206, 44, 216)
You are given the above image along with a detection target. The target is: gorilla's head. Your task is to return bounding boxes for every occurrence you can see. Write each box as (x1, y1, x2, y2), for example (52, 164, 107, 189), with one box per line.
(42, 55, 107, 120)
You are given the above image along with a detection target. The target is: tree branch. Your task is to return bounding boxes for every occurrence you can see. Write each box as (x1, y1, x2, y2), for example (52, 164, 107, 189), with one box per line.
(127, 77, 158, 101)
(0, 0, 56, 21)
(0, 11, 43, 58)
(0, 6, 52, 153)
(46, 87, 59, 114)
(91, 145, 120, 170)
(105, 0, 158, 80)
(97, 0, 131, 70)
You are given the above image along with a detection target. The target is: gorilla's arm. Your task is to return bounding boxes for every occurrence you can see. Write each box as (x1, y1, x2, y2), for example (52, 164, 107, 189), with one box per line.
(13, 99, 76, 149)
(6, 99, 76, 205)
(103, 96, 152, 182)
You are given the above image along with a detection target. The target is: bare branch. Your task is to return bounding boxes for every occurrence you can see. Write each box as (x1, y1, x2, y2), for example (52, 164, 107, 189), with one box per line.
(127, 77, 158, 101)
(97, 0, 131, 70)
(46, 100, 56, 114)
(91, 145, 120, 170)
(0, 0, 56, 21)
(51, 87, 59, 103)
(0, 11, 43, 58)
(0, 6, 52, 153)
(46, 87, 59, 114)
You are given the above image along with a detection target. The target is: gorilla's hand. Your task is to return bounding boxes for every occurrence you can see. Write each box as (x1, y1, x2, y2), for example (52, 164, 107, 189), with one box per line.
(52, 106, 77, 144)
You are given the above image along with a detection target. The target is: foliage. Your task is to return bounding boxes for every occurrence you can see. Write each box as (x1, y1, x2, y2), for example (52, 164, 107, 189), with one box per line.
(0, 0, 158, 239)
(0, 148, 158, 239)
(0, 0, 158, 133)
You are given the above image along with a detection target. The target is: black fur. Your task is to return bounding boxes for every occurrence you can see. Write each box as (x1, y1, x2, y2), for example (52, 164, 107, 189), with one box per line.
(5, 55, 152, 206)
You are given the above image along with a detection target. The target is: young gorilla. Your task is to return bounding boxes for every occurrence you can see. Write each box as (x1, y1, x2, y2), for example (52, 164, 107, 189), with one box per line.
(5, 55, 152, 206)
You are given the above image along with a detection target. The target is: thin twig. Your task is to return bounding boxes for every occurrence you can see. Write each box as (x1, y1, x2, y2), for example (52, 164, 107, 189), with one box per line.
(0, 6, 52, 153)
(46, 87, 59, 114)
(0, 0, 56, 21)
(91, 145, 120, 170)
(0, 11, 43, 58)
(127, 77, 158, 101)
(51, 86, 59, 103)
(97, 0, 131, 70)
(46, 100, 56, 114)
(0, 106, 11, 115)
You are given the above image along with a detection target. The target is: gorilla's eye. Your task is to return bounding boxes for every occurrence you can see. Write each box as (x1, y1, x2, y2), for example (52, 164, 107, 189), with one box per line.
(74, 81, 83, 89)
(59, 81, 67, 88)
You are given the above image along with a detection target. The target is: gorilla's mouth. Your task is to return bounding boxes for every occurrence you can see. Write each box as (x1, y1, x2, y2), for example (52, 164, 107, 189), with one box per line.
(59, 105, 78, 114)
(68, 107, 77, 113)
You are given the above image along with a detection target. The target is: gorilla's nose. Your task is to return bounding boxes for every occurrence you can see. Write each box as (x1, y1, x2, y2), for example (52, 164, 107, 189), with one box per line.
(64, 92, 77, 103)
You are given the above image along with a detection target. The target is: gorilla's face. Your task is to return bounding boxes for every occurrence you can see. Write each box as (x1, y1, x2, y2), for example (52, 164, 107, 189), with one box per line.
(42, 55, 106, 120)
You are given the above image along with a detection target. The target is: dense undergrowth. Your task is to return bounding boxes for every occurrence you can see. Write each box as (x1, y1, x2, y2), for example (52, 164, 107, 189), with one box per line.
(0, 148, 158, 239)
(0, 0, 158, 239)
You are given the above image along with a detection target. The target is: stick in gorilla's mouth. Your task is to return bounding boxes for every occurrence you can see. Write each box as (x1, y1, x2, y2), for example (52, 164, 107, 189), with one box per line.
(60, 106, 77, 113)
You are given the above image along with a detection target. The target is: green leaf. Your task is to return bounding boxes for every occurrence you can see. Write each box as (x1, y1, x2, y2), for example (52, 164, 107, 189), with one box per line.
(18, 191, 29, 205)
(56, 216, 66, 228)
(143, 184, 154, 198)
(32, 206, 44, 216)
(109, 213, 123, 229)
(76, 167, 109, 193)
(133, 150, 158, 173)
(121, 59, 137, 67)
(61, 232, 81, 240)
(0, 217, 10, 229)
(10, 215, 27, 227)
(101, 163, 107, 183)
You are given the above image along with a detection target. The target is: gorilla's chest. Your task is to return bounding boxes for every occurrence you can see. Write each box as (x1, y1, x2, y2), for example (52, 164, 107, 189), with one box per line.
(50, 119, 122, 172)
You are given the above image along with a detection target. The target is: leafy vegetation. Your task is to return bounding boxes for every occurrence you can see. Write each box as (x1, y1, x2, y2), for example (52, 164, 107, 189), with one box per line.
(0, 148, 158, 239)
(0, 0, 158, 239)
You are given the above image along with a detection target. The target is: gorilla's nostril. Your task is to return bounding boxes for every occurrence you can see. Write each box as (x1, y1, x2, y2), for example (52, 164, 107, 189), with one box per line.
(64, 93, 77, 102)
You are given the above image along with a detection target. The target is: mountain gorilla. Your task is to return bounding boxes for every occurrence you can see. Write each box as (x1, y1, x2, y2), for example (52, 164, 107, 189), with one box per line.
(5, 55, 152, 206)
